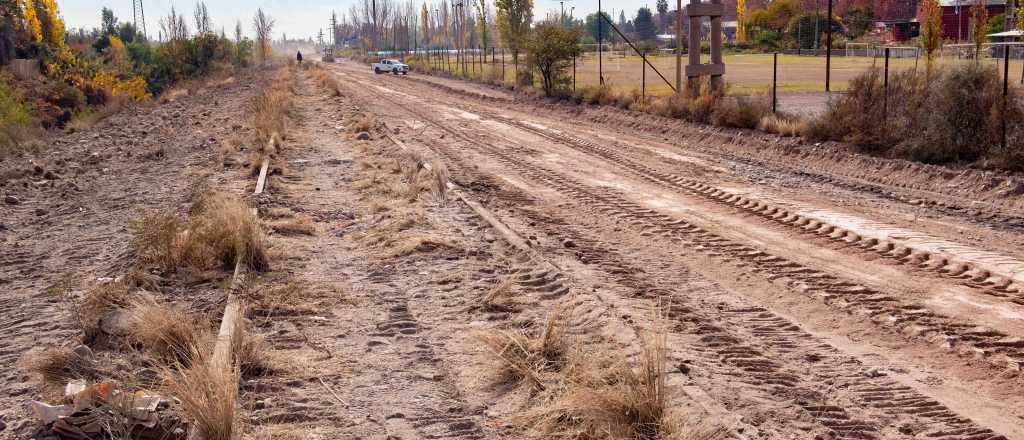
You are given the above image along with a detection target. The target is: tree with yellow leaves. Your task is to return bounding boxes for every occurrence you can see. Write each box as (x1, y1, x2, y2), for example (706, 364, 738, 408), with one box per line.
(20, 0, 42, 43)
(736, 0, 747, 43)
(38, 0, 64, 47)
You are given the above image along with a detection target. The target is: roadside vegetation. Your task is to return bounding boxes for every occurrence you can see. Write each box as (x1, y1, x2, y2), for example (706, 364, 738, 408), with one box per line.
(0, 1, 266, 154)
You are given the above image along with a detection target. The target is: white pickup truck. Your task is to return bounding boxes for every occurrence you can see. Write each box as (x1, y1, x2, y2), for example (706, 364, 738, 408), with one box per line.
(372, 59, 409, 75)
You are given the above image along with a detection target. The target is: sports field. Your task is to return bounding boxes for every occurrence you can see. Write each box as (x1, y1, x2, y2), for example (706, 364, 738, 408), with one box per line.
(426, 51, 1024, 97)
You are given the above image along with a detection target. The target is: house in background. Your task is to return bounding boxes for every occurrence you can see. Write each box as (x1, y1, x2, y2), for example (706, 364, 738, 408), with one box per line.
(935, 0, 1006, 41)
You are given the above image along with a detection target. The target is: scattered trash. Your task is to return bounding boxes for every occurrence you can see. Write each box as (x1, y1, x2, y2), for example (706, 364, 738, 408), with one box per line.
(32, 381, 181, 440)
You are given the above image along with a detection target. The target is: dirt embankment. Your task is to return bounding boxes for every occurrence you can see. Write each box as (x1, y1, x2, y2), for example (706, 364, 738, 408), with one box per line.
(0, 68, 269, 439)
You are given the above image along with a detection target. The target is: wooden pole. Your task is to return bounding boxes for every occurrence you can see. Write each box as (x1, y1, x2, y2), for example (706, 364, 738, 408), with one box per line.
(675, 0, 682, 95)
(772, 52, 777, 113)
(825, 0, 833, 92)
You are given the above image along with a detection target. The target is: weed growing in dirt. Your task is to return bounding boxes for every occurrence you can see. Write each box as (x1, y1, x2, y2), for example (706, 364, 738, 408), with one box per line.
(758, 113, 806, 137)
(478, 305, 571, 389)
(350, 115, 375, 134)
(479, 277, 518, 312)
(162, 356, 239, 440)
(23, 346, 100, 389)
(235, 324, 278, 378)
(130, 192, 268, 273)
(525, 333, 675, 440)
(127, 298, 209, 365)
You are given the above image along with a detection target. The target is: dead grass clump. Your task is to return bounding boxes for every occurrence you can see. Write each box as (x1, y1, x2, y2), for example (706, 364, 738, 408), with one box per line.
(23, 346, 99, 388)
(266, 216, 315, 236)
(77, 280, 133, 341)
(479, 277, 518, 312)
(710, 95, 770, 129)
(384, 235, 457, 258)
(162, 358, 239, 440)
(526, 333, 672, 440)
(427, 160, 450, 205)
(127, 299, 209, 365)
(758, 113, 806, 137)
(242, 279, 347, 318)
(478, 306, 570, 389)
(235, 326, 278, 378)
(252, 82, 292, 145)
(130, 192, 268, 272)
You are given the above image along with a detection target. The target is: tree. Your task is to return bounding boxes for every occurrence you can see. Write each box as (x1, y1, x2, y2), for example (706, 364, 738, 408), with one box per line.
(21, 0, 41, 43)
(920, 0, 943, 75)
(525, 22, 581, 95)
(252, 8, 274, 65)
(101, 7, 117, 35)
(634, 7, 656, 42)
(656, 0, 668, 32)
(495, 0, 532, 64)
(737, 0, 747, 42)
(585, 11, 614, 43)
(194, 1, 212, 35)
(474, 0, 490, 50)
(420, 3, 430, 46)
(843, 6, 873, 39)
(969, 0, 988, 64)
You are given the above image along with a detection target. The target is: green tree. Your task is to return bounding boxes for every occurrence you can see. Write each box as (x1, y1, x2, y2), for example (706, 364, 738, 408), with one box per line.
(584, 11, 615, 43)
(634, 7, 656, 42)
(525, 21, 581, 95)
(656, 0, 669, 32)
(495, 0, 532, 64)
(843, 6, 874, 39)
(101, 7, 116, 35)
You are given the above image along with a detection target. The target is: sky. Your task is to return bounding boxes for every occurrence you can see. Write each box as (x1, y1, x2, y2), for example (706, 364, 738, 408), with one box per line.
(59, 0, 657, 41)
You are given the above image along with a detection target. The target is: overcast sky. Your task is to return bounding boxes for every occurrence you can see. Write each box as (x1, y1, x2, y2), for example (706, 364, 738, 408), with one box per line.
(59, 0, 657, 41)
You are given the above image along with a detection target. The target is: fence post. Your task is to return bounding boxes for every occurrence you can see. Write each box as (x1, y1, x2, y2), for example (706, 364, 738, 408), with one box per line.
(1004, 44, 1010, 151)
(502, 48, 506, 82)
(642, 50, 646, 103)
(772, 52, 778, 113)
(884, 47, 890, 122)
(573, 54, 577, 92)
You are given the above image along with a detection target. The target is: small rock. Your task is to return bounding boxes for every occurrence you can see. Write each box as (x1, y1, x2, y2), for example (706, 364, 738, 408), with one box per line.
(34, 208, 48, 216)
(0, 418, 6, 431)
(865, 367, 886, 378)
(355, 131, 371, 140)
(4, 195, 19, 205)
(32, 165, 44, 175)
(43, 170, 59, 180)
(100, 309, 132, 336)
(562, 239, 576, 248)
(482, 233, 496, 243)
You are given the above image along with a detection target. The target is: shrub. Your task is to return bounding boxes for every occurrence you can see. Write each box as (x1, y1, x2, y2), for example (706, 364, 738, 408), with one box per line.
(711, 94, 771, 129)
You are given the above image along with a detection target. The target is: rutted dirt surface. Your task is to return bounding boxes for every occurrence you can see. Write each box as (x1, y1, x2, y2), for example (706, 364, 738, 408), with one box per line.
(320, 60, 1024, 439)
(5, 60, 1024, 440)
(0, 71, 265, 438)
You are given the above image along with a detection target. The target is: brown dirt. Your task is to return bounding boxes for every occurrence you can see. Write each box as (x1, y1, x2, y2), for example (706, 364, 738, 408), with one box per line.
(4, 59, 1024, 440)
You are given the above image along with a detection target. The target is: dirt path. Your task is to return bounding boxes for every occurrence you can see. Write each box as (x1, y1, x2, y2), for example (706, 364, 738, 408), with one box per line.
(316, 60, 1024, 439)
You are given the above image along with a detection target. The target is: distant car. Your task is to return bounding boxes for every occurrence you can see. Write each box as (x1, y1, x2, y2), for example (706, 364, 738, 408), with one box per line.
(372, 59, 409, 75)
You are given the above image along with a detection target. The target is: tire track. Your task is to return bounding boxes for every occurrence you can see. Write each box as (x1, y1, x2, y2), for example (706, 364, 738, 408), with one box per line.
(332, 69, 1013, 439)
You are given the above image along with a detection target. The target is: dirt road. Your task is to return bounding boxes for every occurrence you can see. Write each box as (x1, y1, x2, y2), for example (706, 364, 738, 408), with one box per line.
(316, 60, 1024, 439)
(5, 62, 1024, 440)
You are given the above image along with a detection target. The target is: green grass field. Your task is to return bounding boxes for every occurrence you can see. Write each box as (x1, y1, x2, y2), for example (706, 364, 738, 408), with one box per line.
(420, 51, 1024, 97)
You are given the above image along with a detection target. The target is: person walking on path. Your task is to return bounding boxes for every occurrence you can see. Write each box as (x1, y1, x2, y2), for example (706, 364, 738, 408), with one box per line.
(296, 51, 303, 65)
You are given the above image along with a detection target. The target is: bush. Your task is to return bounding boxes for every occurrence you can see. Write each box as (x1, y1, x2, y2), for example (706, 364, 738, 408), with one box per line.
(711, 95, 770, 129)
(808, 63, 1023, 167)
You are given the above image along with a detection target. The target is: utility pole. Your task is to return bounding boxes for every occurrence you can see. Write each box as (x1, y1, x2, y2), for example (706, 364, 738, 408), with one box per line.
(599, 0, 604, 85)
(825, 0, 833, 92)
(675, 0, 682, 94)
(133, 0, 147, 38)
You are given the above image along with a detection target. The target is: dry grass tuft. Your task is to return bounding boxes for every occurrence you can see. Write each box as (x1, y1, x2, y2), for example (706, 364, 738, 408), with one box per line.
(162, 356, 239, 440)
(384, 235, 457, 258)
(68, 96, 129, 131)
(478, 306, 570, 389)
(525, 333, 673, 440)
(758, 113, 807, 137)
(130, 192, 268, 273)
(242, 279, 348, 318)
(23, 346, 99, 388)
(266, 216, 315, 236)
(479, 277, 518, 312)
(235, 325, 278, 378)
(127, 299, 209, 365)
